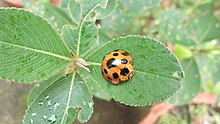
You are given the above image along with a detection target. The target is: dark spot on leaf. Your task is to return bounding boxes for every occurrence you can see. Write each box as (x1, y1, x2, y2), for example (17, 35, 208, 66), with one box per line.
(106, 58, 116, 69)
(112, 73, 119, 79)
(121, 52, 129, 56)
(120, 67, 130, 76)
(104, 69, 108, 74)
(113, 53, 119, 56)
(121, 58, 128, 64)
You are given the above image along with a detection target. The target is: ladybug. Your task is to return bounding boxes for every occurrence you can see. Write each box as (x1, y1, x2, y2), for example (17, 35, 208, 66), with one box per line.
(101, 49, 134, 84)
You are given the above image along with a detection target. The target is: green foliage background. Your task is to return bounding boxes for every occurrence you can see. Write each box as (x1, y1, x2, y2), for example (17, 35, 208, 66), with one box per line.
(0, 0, 220, 123)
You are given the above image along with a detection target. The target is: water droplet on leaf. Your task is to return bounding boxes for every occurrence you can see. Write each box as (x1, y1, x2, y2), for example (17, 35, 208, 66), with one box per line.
(38, 101, 44, 105)
(47, 100, 52, 106)
(47, 115, 57, 123)
(45, 95, 50, 100)
(30, 119, 33, 123)
(54, 102, 59, 110)
(88, 102, 93, 108)
(31, 113, 37, 116)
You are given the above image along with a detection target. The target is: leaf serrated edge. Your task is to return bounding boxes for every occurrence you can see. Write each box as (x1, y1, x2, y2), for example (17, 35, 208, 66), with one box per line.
(84, 35, 184, 106)
(85, 35, 184, 78)
(22, 73, 68, 123)
(112, 82, 182, 107)
(0, 7, 72, 83)
(0, 7, 72, 57)
(95, 0, 117, 20)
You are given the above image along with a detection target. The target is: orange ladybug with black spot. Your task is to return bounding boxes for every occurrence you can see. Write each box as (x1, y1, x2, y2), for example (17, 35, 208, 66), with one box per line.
(101, 49, 134, 84)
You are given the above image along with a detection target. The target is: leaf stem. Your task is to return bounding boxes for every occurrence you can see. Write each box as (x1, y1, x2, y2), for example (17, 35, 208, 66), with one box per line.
(60, 72, 76, 124)
(75, 4, 101, 58)
(87, 62, 101, 66)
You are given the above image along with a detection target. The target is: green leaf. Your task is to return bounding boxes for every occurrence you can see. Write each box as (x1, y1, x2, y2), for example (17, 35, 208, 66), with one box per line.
(118, 0, 161, 16)
(68, 0, 81, 24)
(0, 8, 71, 83)
(174, 44, 193, 59)
(28, 70, 66, 105)
(25, 3, 74, 30)
(62, 23, 111, 100)
(196, 55, 220, 85)
(94, 0, 117, 19)
(159, 4, 220, 46)
(23, 73, 93, 123)
(168, 58, 201, 105)
(68, 0, 108, 24)
(78, 35, 184, 106)
(62, 22, 99, 57)
(66, 108, 78, 124)
(101, 9, 142, 37)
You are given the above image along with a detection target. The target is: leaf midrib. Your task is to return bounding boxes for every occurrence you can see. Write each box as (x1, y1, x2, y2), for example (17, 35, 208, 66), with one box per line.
(0, 40, 71, 61)
(60, 72, 76, 124)
(86, 62, 182, 81)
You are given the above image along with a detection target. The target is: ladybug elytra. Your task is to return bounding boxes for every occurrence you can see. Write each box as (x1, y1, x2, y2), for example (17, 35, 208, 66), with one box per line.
(101, 49, 134, 84)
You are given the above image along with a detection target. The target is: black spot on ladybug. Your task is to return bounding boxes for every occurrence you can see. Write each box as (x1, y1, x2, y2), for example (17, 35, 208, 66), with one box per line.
(121, 52, 129, 56)
(113, 73, 119, 79)
(114, 49, 119, 52)
(121, 58, 128, 64)
(120, 67, 130, 76)
(106, 58, 116, 69)
(104, 69, 108, 74)
(107, 76, 112, 82)
(113, 53, 119, 56)
(101, 70, 104, 75)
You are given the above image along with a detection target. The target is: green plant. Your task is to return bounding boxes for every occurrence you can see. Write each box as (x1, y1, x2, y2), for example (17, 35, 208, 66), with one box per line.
(1, 0, 220, 123)
(0, 0, 184, 123)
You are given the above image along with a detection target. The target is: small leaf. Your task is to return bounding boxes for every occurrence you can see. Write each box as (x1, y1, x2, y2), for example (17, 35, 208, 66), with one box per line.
(68, 0, 81, 24)
(0, 8, 71, 83)
(62, 22, 99, 57)
(119, 0, 161, 16)
(159, 4, 220, 46)
(78, 35, 184, 106)
(101, 9, 142, 37)
(28, 70, 66, 105)
(94, 0, 117, 19)
(26, 3, 74, 30)
(68, 0, 108, 24)
(168, 58, 201, 105)
(23, 73, 93, 123)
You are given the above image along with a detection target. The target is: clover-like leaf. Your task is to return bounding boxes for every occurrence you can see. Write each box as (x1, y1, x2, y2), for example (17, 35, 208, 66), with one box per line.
(159, 4, 220, 46)
(28, 70, 66, 105)
(69, 0, 108, 24)
(118, 0, 161, 16)
(168, 58, 201, 105)
(25, 3, 74, 30)
(24, 73, 93, 124)
(62, 22, 99, 57)
(62, 22, 111, 100)
(101, 9, 142, 37)
(0, 8, 71, 83)
(78, 35, 184, 106)
(94, 0, 117, 19)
